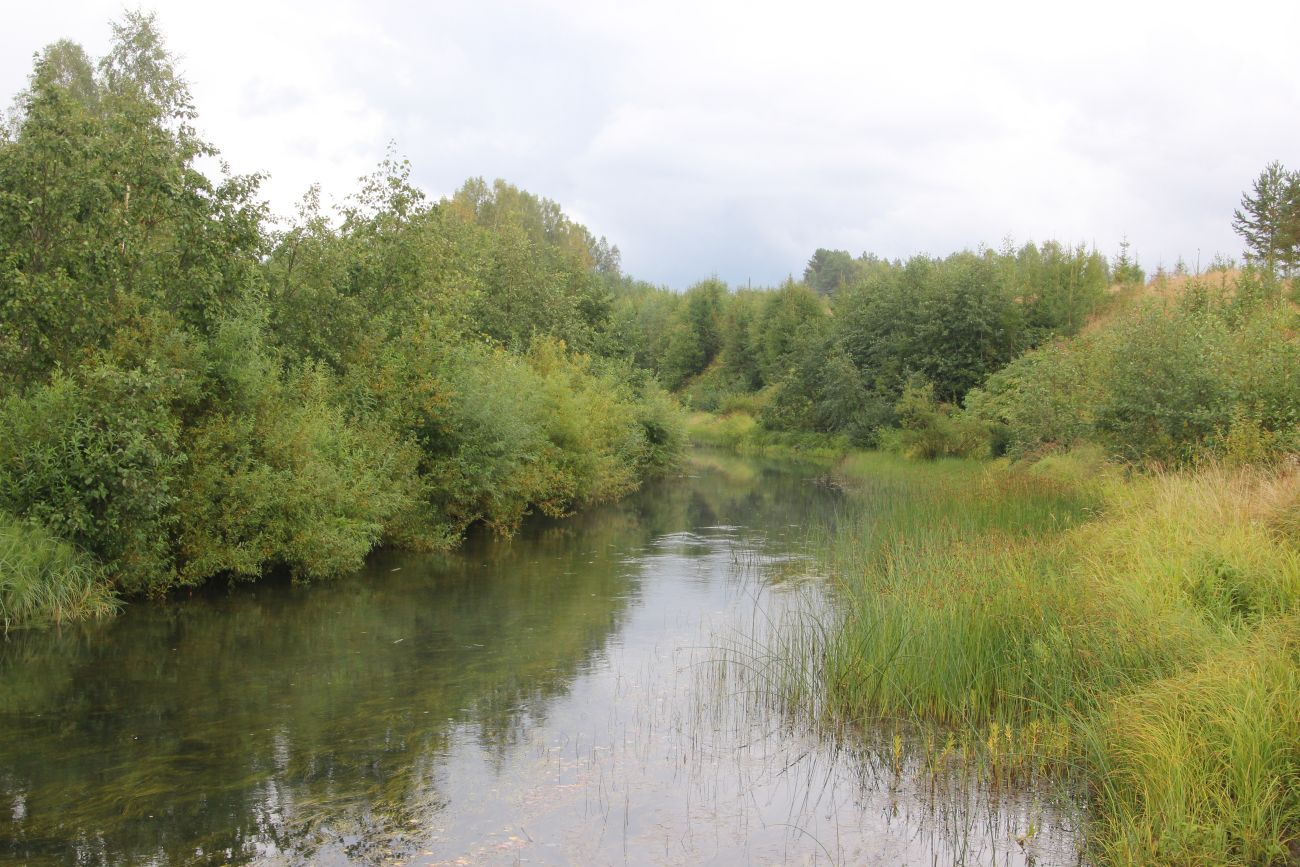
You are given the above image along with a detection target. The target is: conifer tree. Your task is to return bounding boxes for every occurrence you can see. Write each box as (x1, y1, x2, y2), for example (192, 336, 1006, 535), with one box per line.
(1232, 161, 1300, 275)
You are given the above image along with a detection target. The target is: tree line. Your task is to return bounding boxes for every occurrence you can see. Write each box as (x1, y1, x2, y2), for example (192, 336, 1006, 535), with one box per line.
(0, 14, 684, 628)
(3, 13, 1295, 629)
(618, 165, 1299, 467)
(614, 240, 1115, 443)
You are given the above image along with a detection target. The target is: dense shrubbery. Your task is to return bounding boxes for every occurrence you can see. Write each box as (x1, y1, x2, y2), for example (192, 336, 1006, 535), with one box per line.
(0, 359, 187, 594)
(968, 268, 1300, 463)
(0, 16, 684, 626)
(617, 240, 1114, 453)
(626, 220, 1296, 473)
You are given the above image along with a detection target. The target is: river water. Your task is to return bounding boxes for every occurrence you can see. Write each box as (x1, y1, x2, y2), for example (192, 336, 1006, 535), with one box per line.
(0, 451, 1082, 865)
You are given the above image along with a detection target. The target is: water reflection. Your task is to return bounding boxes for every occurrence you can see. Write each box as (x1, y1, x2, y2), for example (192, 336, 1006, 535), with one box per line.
(0, 451, 1081, 865)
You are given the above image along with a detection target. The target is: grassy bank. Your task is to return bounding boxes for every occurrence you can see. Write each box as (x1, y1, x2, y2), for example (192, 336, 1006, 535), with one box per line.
(0, 514, 118, 631)
(807, 450, 1299, 865)
(685, 410, 849, 461)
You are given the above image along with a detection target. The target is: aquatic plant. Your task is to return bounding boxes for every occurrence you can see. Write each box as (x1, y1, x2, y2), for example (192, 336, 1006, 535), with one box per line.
(795, 451, 1299, 864)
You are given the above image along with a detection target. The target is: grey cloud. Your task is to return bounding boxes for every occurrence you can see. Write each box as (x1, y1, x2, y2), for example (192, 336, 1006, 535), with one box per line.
(6, 0, 1300, 288)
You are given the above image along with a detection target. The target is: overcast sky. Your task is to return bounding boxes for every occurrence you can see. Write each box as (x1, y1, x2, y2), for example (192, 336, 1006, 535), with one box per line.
(4, 1, 1299, 288)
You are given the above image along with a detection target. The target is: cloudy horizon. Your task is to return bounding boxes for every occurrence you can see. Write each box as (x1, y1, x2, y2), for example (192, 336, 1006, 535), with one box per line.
(5, 0, 1299, 288)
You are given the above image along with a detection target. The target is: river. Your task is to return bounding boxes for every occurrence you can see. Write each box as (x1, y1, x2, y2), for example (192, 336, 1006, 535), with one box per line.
(0, 451, 1082, 865)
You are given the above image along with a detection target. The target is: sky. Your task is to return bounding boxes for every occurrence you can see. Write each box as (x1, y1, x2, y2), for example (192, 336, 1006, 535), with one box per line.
(4, 0, 1299, 289)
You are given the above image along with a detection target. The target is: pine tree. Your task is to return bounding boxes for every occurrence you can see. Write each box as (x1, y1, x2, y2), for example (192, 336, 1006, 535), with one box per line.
(1232, 161, 1300, 275)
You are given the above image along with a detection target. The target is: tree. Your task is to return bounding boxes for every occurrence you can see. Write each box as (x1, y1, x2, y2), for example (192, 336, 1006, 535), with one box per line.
(0, 14, 267, 383)
(755, 280, 825, 382)
(803, 248, 857, 295)
(835, 253, 1025, 404)
(1232, 161, 1300, 275)
(1112, 236, 1145, 286)
(98, 11, 194, 122)
(657, 279, 725, 388)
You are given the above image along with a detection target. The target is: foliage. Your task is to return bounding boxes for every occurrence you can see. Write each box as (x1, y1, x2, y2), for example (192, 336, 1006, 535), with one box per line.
(0, 359, 186, 594)
(0, 512, 116, 630)
(0, 12, 266, 384)
(968, 276, 1300, 464)
(964, 338, 1100, 457)
(1232, 160, 1300, 276)
(1111, 237, 1145, 287)
(0, 17, 685, 627)
(178, 361, 427, 584)
(754, 280, 826, 383)
(657, 279, 725, 388)
(884, 376, 990, 460)
(836, 252, 1029, 403)
(620, 241, 1116, 452)
(684, 411, 849, 460)
(803, 248, 857, 294)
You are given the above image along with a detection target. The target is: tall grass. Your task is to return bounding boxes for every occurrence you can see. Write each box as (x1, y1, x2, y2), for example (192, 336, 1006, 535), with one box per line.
(1085, 614, 1300, 866)
(685, 410, 849, 460)
(0, 513, 118, 630)
(819, 451, 1100, 727)
(809, 450, 1300, 865)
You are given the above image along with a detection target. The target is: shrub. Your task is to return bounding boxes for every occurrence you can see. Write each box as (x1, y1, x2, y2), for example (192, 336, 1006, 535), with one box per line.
(968, 289, 1300, 466)
(887, 377, 989, 460)
(178, 363, 427, 584)
(0, 361, 185, 594)
(965, 337, 1099, 458)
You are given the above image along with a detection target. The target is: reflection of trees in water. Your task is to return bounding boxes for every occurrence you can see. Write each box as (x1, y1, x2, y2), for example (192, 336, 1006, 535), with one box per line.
(0, 451, 839, 865)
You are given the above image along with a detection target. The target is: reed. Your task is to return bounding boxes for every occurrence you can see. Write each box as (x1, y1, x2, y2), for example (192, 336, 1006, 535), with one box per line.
(0, 513, 118, 630)
(804, 450, 1300, 864)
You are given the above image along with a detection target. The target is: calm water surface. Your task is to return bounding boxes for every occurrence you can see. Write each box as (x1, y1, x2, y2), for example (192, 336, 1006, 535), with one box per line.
(0, 451, 1082, 865)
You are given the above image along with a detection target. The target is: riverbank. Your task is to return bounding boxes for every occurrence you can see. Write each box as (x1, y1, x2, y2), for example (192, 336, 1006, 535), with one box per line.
(791, 447, 1299, 865)
(11, 449, 1024, 865)
(685, 409, 850, 461)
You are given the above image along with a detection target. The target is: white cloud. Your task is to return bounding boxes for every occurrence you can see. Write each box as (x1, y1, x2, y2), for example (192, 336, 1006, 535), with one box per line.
(4, 0, 1299, 286)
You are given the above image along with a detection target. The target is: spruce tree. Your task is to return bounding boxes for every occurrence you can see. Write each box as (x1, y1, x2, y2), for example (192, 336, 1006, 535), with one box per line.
(1232, 161, 1300, 275)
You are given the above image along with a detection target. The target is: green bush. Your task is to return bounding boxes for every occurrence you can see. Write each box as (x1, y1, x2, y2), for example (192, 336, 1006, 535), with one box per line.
(0, 361, 185, 594)
(178, 363, 427, 584)
(1093, 306, 1234, 463)
(885, 377, 990, 460)
(966, 337, 1101, 458)
(968, 288, 1300, 466)
(631, 379, 687, 476)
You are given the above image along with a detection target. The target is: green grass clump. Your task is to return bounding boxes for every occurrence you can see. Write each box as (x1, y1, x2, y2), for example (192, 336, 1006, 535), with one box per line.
(1085, 614, 1300, 866)
(820, 451, 1099, 726)
(812, 451, 1300, 864)
(0, 513, 117, 630)
(685, 410, 849, 461)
